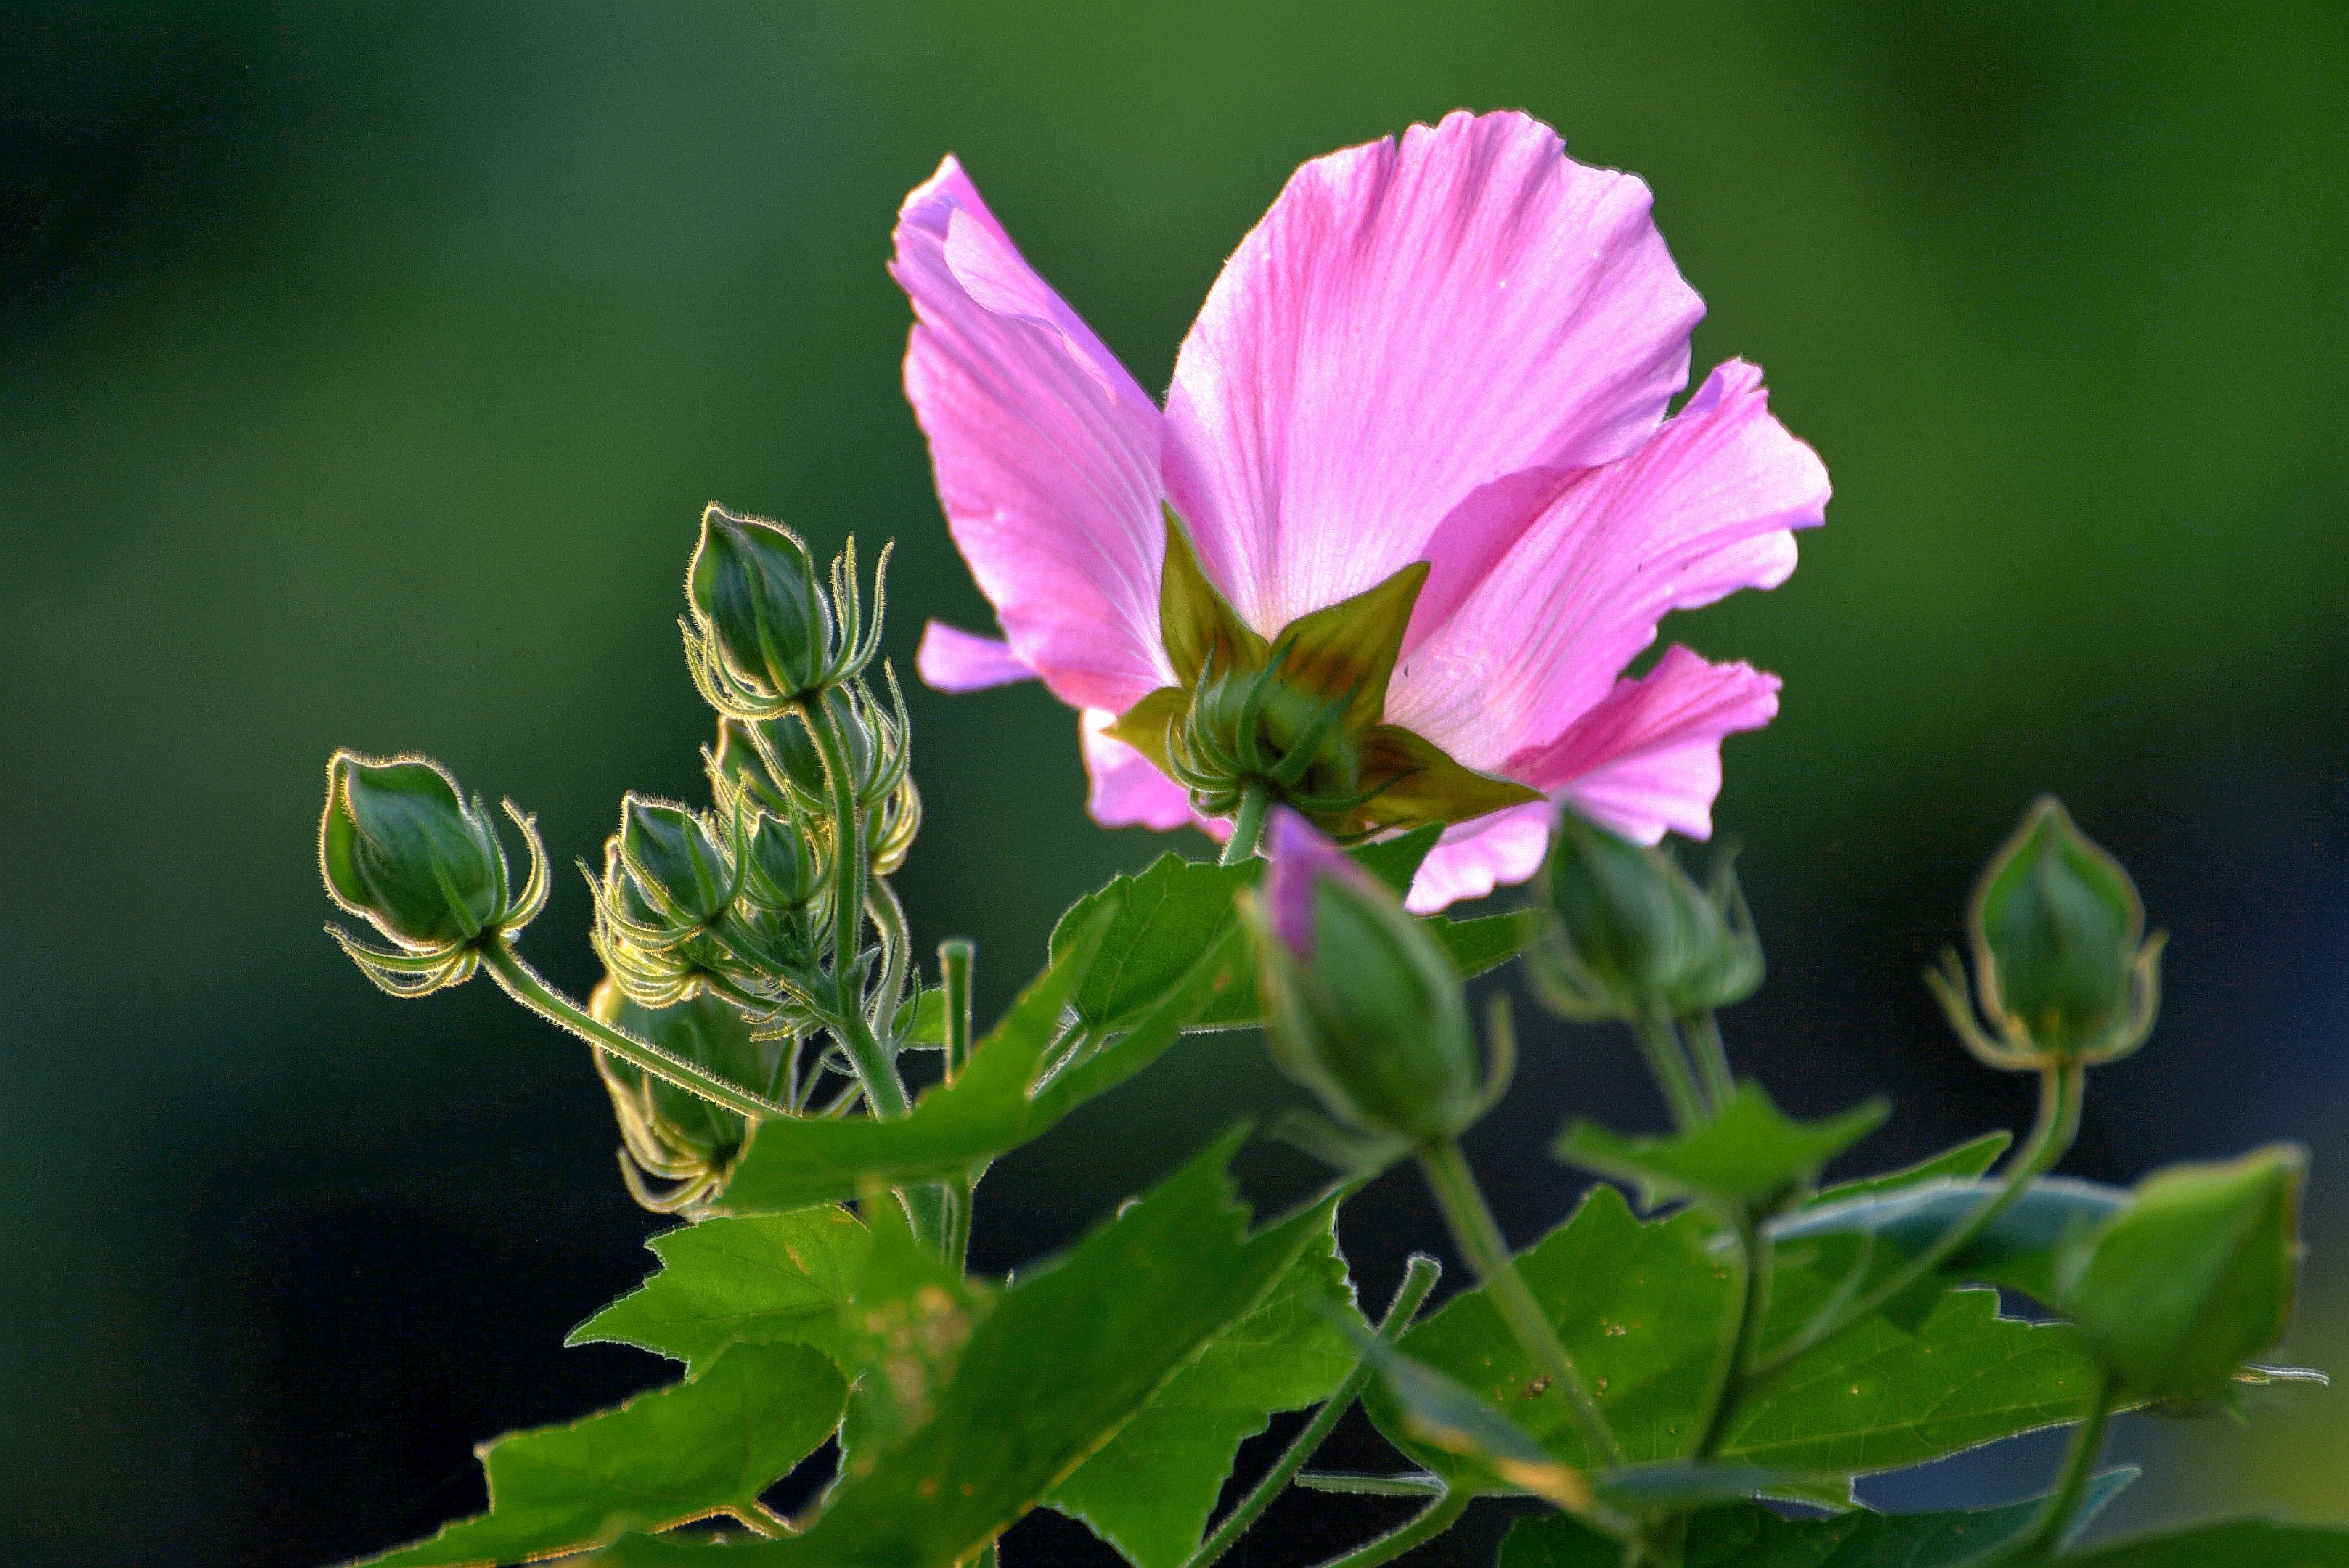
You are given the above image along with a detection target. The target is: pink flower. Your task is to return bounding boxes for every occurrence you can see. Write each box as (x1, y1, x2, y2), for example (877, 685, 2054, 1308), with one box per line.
(899, 110, 1826, 912)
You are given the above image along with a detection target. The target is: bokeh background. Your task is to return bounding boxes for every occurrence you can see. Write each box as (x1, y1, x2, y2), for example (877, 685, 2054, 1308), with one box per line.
(3, 4, 2343, 1565)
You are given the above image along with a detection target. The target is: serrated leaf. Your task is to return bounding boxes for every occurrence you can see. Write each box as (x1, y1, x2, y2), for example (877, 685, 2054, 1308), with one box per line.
(1363, 1185, 2107, 1490)
(1774, 1177, 2129, 1306)
(1047, 831, 1534, 1034)
(354, 1343, 846, 1568)
(1043, 1193, 1361, 1568)
(1808, 1132, 2012, 1209)
(2061, 1519, 2349, 1567)
(721, 907, 1241, 1214)
(1499, 1469, 2136, 1567)
(1556, 1084, 1890, 1210)
(568, 1207, 870, 1376)
(593, 1128, 1336, 1568)
(1354, 1332, 1589, 1509)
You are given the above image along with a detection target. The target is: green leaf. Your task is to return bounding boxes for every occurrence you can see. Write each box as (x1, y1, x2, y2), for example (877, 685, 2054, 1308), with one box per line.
(2061, 1519, 2349, 1568)
(1353, 1331, 1590, 1510)
(356, 1343, 846, 1567)
(721, 907, 1240, 1214)
(1499, 1469, 2137, 1567)
(891, 986, 944, 1048)
(1363, 1185, 2107, 1490)
(1048, 834, 1535, 1034)
(1555, 1083, 1890, 1209)
(1807, 1131, 2011, 1208)
(594, 1127, 1337, 1568)
(1043, 1193, 1360, 1568)
(568, 1208, 870, 1376)
(1774, 1177, 2129, 1306)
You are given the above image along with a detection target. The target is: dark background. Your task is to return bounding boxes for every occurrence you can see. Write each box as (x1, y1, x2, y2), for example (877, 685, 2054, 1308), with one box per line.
(2, 4, 2342, 1565)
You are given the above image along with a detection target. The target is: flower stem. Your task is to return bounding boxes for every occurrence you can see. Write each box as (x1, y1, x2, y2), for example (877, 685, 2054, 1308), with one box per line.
(1691, 1203, 1770, 1460)
(1631, 1015, 1709, 1131)
(939, 937, 975, 1079)
(1749, 1061, 2085, 1387)
(1417, 1135, 1622, 1466)
(1186, 1254, 1445, 1568)
(1999, 1371, 2117, 1564)
(480, 942, 785, 1119)
(1221, 781, 1272, 866)
(1685, 1010, 1736, 1114)
(1309, 1486, 1472, 1568)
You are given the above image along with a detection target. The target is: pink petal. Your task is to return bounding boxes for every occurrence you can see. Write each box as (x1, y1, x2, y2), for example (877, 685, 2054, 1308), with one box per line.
(915, 621, 1039, 692)
(1163, 110, 1704, 634)
(1402, 802, 1554, 915)
(1513, 647, 1782, 843)
(894, 157, 1171, 713)
(1386, 359, 1825, 772)
(1079, 709, 1200, 832)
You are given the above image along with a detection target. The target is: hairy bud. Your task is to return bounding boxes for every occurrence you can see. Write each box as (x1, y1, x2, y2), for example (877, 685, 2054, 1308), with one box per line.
(320, 751, 547, 995)
(683, 504, 884, 718)
(589, 978, 788, 1214)
(2056, 1145, 2305, 1402)
(1929, 797, 2164, 1069)
(1245, 811, 1486, 1144)
(1529, 809, 1762, 1022)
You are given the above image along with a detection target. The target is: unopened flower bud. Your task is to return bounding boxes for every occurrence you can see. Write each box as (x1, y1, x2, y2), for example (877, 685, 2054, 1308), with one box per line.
(709, 717, 793, 820)
(1244, 810, 1482, 1144)
(743, 809, 825, 915)
(1929, 797, 2164, 1069)
(589, 977, 786, 1214)
(319, 750, 547, 995)
(2056, 1145, 2305, 1402)
(617, 795, 740, 930)
(682, 505, 885, 719)
(1530, 809, 1761, 1022)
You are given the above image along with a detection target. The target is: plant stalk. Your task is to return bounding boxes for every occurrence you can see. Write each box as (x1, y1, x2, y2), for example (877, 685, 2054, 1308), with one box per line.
(1310, 1486, 1473, 1568)
(1221, 780, 1272, 866)
(1417, 1135, 1622, 1466)
(2000, 1370, 2117, 1564)
(1631, 1015, 1709, 1130)
(1186, 1254, 1445, 1568)
(1685, 1010, 1736, 1114)
(1691, 1203, 1770, 1459)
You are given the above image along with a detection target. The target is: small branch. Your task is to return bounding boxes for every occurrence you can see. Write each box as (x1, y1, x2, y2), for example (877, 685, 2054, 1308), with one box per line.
(1998, 1370, 2117, 1564)
(1310, 1487, 1473, 1568)
(1630, 1015, 1708, 1131)
(1685, 1010, 1736, 1114)
(1691, 1203, 1769, 1459)
(1185, 1254, 1444, 1568)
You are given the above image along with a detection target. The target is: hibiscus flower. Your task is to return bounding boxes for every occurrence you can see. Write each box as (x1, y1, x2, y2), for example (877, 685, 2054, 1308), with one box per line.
(898, 110, 1826, 912)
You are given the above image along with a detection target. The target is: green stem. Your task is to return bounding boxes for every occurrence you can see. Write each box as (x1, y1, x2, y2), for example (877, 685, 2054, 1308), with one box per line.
(939, 937, 975, 1079)
(1220, 781, 1272, 867)
(1417, 1135, 1622, 1466)
(2000, 1371, 2117, 1564)
(1691, 1204, 1769, 1460)
(1310, 1486, 1473, 1568)
(1631, 1014, 1709, 1131)
(1749, 1061, 2085, 1387)
(866, 877, 912, 1040)
(1186, 1254, 1445, 1568)
(1685, 1010, 1736, 1114)
(481, 942, 785, 1119)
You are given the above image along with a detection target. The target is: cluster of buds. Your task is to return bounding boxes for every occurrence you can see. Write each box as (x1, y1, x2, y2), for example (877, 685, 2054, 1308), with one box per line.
(1529, 809, 1762, 1024)
(1927, 796, 2165, 1071)
(320, 751, 549, 996)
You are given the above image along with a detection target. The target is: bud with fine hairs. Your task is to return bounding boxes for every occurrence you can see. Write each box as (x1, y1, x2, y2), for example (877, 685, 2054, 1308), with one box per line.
(682, 502, 885, 718)
(1929, 796, 2165, 1070)
(1529, 807, 1762, 1023)
(319, 750, 547, 996)
(1243, 809, 1495, 1146)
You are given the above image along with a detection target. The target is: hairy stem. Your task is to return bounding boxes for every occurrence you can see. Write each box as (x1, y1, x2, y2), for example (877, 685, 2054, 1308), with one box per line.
(1418, 1135, 1622, 1466)
(1685, 1010, 1736, 1114)
(1631, 1014, 1709, 1130)
(1311, 1486, 1473, 1568)
(939, 937, 975, 1079)
(1749, 1061, 2085, 1387)
(481, 942, 785, 1119)
(1220, 780, 1272, 867)
(1186, 1254, 1445, 1568)
(2001, 1371, 2117, 1564)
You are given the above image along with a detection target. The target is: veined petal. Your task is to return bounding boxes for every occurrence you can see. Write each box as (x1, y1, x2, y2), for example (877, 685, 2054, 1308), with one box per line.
(1080, 709, 1200, 833)
(1386, 359, 1825, 771)
(1513, 648, 1782, 843)
(915, 621, 1038, 692)
(1164, 110, 1704, 634)
(1402, 801, 1553, 915)
(894, 157, 1171, 713)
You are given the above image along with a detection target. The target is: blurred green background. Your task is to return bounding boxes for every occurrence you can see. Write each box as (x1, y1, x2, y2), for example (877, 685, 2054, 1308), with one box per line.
(3, 4, 2343, 1564)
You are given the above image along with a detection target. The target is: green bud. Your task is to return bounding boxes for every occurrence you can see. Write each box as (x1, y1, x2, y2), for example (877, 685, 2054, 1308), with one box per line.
(319, 750, 547, 995)
(2056, 1145, 2305, 1402)
(1530, 809, 1762, 1022)
(1246, 811, 1487, 1144)
(742, 809, 826, 916)
(682, 503, 884, 719)
(1929, 797, 2165, 1069)
(616, 795, 740, 930)
(589, 977, 787, 1214)
(709, 717, 793, 820)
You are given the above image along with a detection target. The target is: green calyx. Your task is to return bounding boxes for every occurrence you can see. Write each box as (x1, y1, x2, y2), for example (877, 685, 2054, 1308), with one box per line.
(1928, 796, 2165, 1071)
(589, 977, 789, 1214)
(319, 750, 548, 995)
(1530, 808, 1764, 1024)
(1108, 508, 1538, 854)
